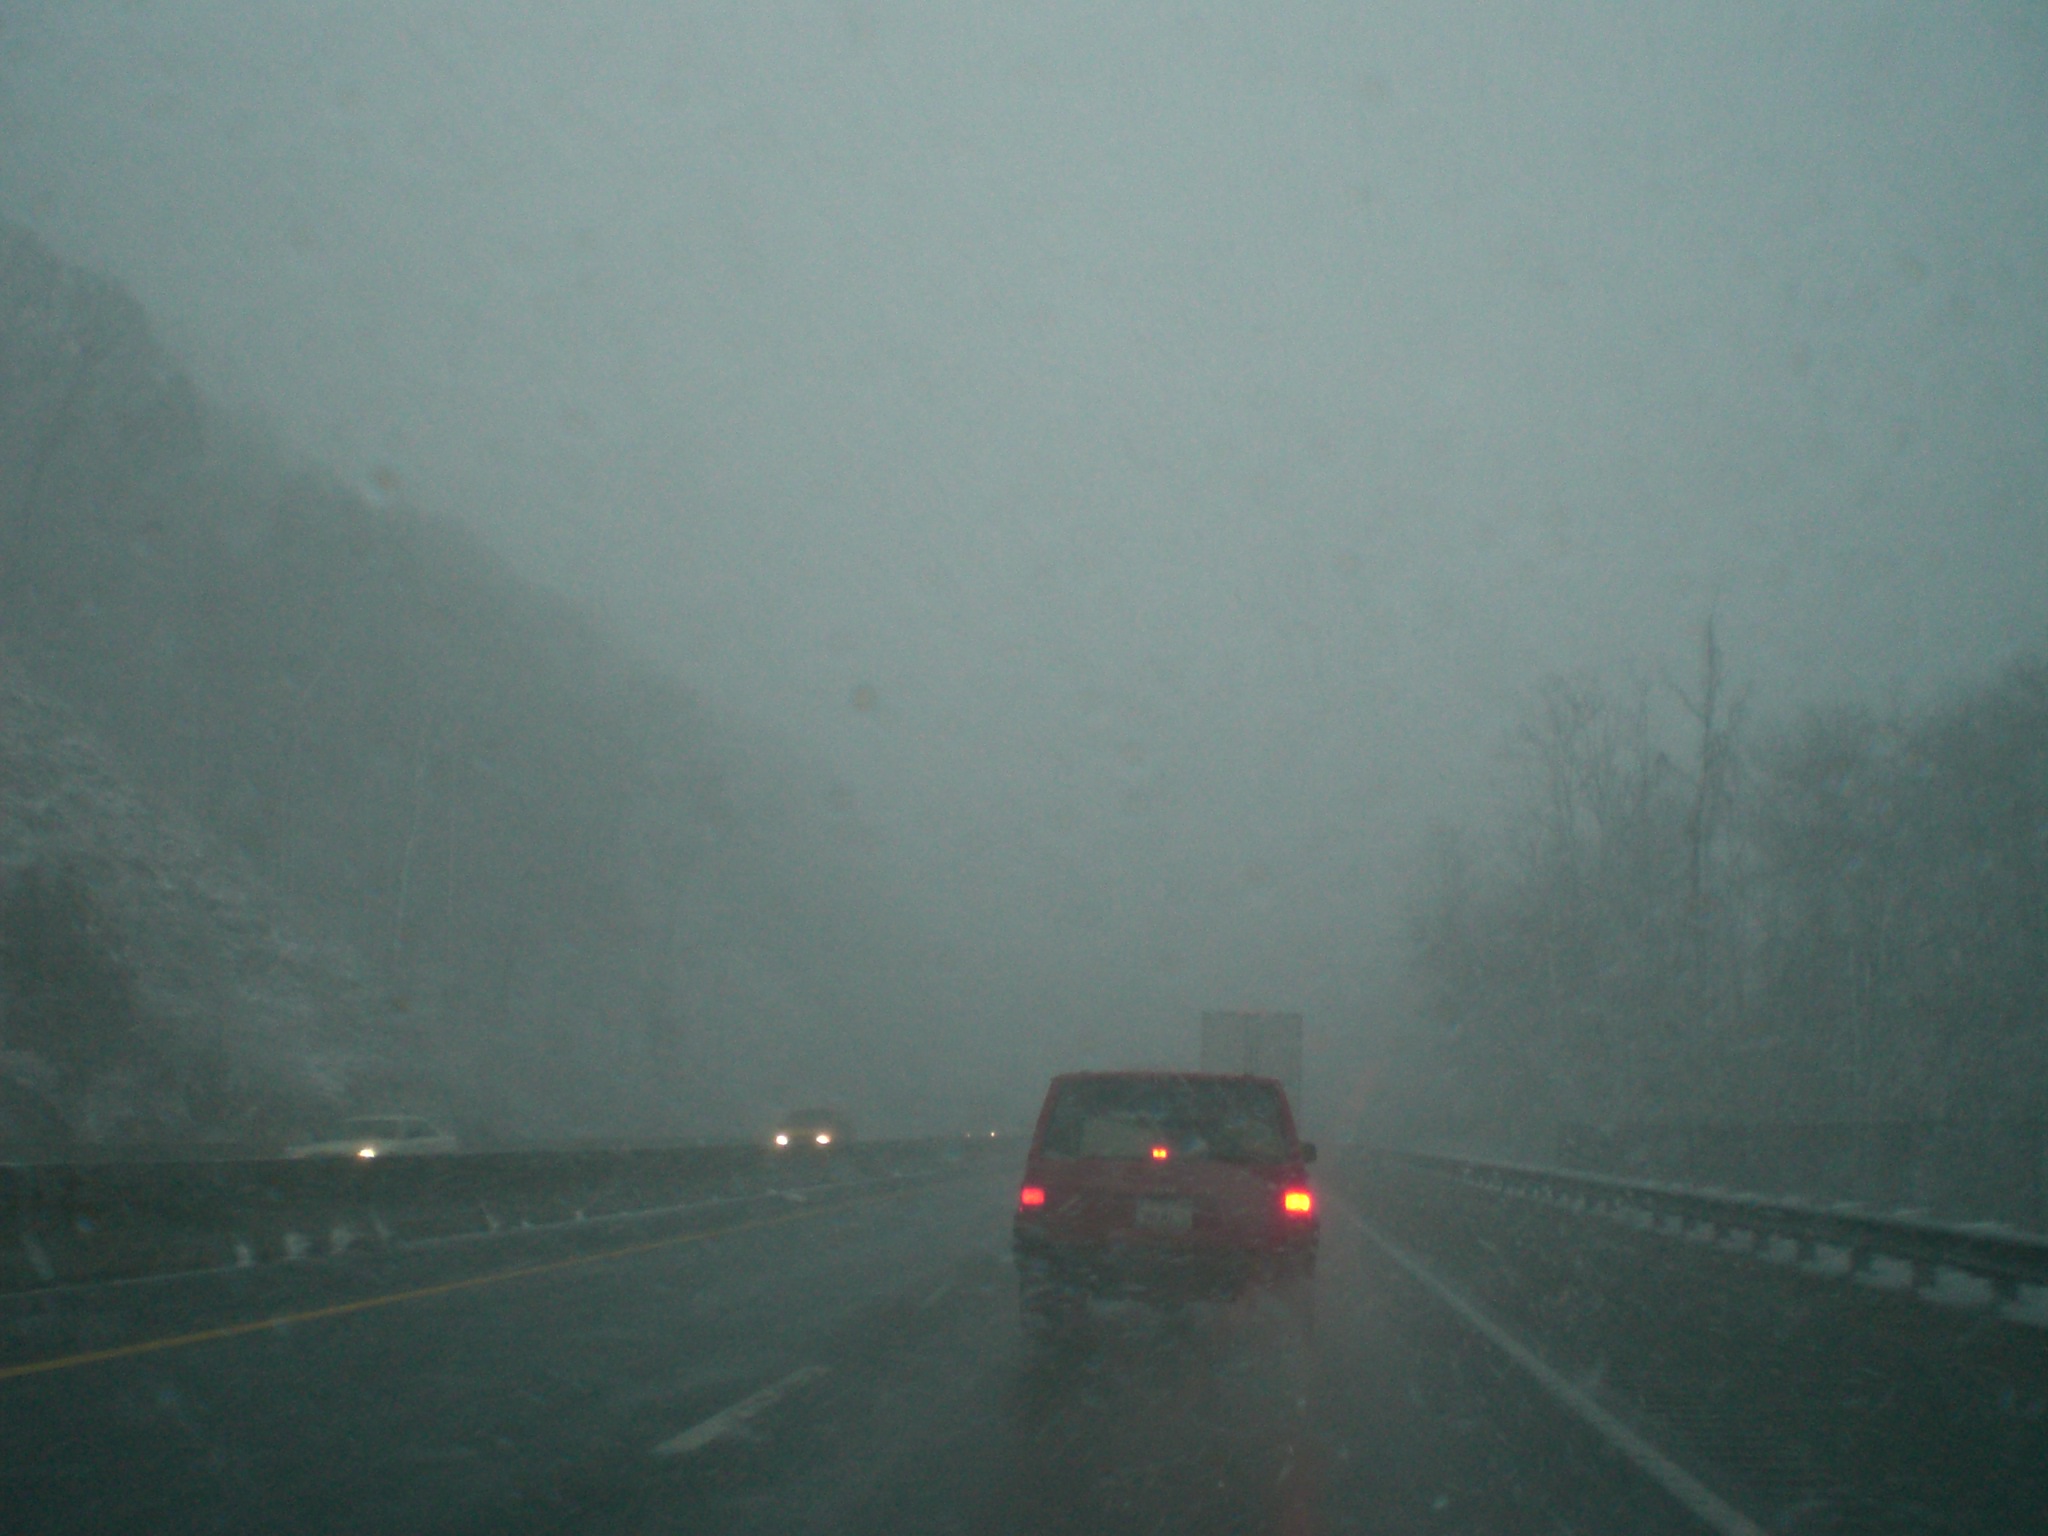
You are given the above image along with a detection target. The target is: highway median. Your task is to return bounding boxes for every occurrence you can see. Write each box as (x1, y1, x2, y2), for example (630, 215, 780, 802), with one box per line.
(0, 1137, 1005, 1294)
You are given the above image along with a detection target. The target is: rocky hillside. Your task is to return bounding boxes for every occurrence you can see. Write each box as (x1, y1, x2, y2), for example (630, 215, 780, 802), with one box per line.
(0, 652, 382, 1147)
(0, 219, 839, 1152)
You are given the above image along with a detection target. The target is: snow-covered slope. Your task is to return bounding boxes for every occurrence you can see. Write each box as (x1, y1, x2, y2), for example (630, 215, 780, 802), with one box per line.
(0, 218, 831, 1151)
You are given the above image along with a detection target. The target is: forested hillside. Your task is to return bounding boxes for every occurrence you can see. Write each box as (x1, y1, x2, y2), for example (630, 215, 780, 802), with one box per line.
(0, 219, 858, 1150)
(1394, 625, 2048, 1155)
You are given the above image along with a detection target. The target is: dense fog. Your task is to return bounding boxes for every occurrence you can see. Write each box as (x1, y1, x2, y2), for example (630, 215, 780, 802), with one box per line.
(1, 3, 2044, 1147)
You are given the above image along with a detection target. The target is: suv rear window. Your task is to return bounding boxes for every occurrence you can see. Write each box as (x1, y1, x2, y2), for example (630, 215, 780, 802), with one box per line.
(1042, 1076, 1291, 1163)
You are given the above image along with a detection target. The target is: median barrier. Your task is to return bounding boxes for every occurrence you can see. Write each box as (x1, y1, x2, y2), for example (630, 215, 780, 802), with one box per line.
(0, 1136, 1003, 1293)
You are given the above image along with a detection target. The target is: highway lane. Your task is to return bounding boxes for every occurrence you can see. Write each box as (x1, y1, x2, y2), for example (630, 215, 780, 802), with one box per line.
(2, 1155, 1733, 1535)
(0, 1164, 995, 1534)
(1358, 1155, 2048, 1534)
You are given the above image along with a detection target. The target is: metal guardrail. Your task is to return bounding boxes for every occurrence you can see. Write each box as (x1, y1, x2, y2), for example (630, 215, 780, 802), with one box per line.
(1369, 1148, 2048, 1312)
(1556, 1119, 2048, 1234)
(0, 1135, 1012, 1295)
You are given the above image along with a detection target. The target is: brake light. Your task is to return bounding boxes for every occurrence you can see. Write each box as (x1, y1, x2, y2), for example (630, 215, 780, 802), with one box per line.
(1018, 1186, 1046, 1208)
(1150, 1145, 1169, 1160)
(1282, 1187, 1314, 1216)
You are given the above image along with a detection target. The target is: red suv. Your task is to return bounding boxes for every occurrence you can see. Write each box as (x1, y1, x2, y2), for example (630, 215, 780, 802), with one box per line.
(1012, 1071, 1318, 1327)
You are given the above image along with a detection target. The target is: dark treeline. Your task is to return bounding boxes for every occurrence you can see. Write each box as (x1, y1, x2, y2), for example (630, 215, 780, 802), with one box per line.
(1396, 621, 2047, 1156)
(0, 219, 885, 1147)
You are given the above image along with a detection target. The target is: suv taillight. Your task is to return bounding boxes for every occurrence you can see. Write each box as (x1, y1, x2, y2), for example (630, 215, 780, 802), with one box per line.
(1282, 1187, 1314, 1217)
(1019, 1185, 1046, 1208)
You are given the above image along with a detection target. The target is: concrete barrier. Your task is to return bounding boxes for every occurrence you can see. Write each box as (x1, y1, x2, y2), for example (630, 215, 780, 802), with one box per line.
(0, 1136, 1003, 1293)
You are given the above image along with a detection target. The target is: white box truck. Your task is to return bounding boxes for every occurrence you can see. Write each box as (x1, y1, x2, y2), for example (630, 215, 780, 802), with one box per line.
(1200, 1010, 1304, 1109)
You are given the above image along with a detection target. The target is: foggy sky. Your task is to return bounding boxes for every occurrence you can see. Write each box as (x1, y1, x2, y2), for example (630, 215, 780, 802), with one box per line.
(4, 2, 2045, 1105)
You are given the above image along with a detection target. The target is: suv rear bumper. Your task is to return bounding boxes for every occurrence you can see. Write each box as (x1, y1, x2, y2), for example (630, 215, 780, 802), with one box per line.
(1014, 1230, 1316, 1303)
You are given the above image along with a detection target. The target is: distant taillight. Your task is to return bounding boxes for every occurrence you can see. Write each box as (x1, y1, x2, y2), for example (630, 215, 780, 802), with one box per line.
(1019, 1185, 1046, 1208)
(1282, 1188, 1314, 1216)
(1150, 1145, 1169, 1160)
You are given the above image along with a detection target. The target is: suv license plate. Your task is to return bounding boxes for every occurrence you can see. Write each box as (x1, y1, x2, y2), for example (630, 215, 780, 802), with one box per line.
(1135, 1198, 1194, 1233)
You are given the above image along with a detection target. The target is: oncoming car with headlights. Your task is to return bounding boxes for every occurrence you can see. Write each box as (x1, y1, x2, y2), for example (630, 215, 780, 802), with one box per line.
(286, 1115, 458, 1160)
(770, 1108, 852, 1150)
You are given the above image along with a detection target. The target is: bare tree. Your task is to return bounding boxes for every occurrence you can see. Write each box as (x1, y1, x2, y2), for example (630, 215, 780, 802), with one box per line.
(1666, 614, 1748, 1018)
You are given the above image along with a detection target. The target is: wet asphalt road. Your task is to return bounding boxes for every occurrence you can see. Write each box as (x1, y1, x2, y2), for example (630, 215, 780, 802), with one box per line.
(1, 1155, 1725, 1536)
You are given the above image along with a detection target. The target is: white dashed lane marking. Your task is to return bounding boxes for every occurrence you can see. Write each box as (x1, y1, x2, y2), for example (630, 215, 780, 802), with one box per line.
(652, 1365, 833, 1458)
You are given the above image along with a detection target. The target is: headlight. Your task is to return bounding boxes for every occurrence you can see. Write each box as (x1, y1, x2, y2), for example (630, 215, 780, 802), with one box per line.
(357, 1146, 377, 1159)
(774, 1133, 789, 1147)
(815, 1132, 831, 1145)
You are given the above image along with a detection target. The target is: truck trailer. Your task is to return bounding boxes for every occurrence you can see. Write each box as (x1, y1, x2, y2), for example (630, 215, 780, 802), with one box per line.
(1199, 1010, 1304, 1110)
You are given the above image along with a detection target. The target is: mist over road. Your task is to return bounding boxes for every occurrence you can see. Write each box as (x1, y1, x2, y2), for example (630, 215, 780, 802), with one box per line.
(2, 10, 2045, 1529)
(4, 2, 2044, 1113)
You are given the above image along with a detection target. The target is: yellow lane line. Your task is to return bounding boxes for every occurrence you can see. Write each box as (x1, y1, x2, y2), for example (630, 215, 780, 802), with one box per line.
(0, 1191, 891, 1385)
